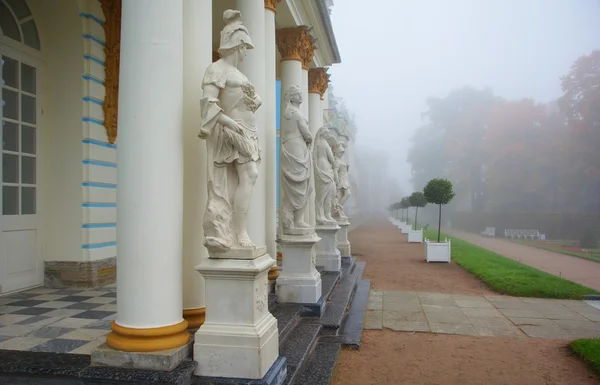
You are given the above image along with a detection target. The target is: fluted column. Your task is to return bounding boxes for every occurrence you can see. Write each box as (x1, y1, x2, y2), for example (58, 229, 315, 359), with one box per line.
(237, 0, 266, 246)
(265, 0, 282, 280)
(181, 0, 211, 330)
(106, 0, 188, 353)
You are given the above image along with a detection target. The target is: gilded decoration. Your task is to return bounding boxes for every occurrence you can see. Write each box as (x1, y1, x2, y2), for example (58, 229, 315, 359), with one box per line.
(276, 26, 311, 62)
(308, 68, 329, 99)
(100, 0, 121, 144)
(299, 36, 316, 70)
(264, 0, 282, 13)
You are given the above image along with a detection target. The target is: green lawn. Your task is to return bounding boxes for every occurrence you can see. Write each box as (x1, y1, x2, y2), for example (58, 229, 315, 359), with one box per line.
(423, 228, 599, 299)
(514, 240, 600, 263)
(571, 339, 600, 375)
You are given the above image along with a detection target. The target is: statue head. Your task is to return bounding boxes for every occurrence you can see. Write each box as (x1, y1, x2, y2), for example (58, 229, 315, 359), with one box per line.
(334, 142, 346, 157)
(317, 127, 331, 140)
(284, 85, 303, 105)
(218, 10, 254, 62)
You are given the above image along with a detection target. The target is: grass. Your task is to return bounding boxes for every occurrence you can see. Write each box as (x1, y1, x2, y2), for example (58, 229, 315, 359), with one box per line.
(571, 339, 600, 375)
(423, 228, 599, 299)
(514, 239, 600, 263)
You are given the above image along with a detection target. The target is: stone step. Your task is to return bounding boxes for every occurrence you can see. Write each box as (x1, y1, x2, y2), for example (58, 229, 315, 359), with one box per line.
(271, 303, 303, 344)
(279, 323, 322, 385)
(291, 341, 341, 385)
(320, 261, 365, 334)
(340, 279, 370, 349)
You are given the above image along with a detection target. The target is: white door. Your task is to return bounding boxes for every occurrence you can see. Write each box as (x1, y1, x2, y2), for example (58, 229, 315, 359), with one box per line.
(0, 45, 42, 294)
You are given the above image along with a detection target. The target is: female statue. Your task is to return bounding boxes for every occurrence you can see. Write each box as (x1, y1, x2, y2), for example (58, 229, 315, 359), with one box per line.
(333, 143, 351, 219)
(199, 10, 262, 251)
(313, 127, 338, 225)
(280, 85, 313, 233)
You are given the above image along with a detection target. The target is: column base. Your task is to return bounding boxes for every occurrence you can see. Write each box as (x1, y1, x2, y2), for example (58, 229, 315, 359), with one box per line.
(315, 224, 341, 272)
(195, 356, 287, 385)
(194, 253, 280, 379)
(91, 343, 189, 372)
(183, 307, 206, 330)
(105, 320, 190, 353)
(268, 265, 281, 281)
(276, 232, 322, 304)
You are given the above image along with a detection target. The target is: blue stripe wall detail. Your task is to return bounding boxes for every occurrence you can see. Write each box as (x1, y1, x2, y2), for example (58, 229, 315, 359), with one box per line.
(82, 96, 104, 106)
(82, 241, 117, 249)
(82, 182, 117, 189)
(78, 12, 105, 25)
(82, 203, 116, 208)
(82, 34, 105, 46)
(83, 55, 105, 66)
(82, 159, 116, 168)
(82, 117, 104, 126)
(82, 74, 105, 85)
(82, 223, 117, 229)
(83, 139, 117, 149)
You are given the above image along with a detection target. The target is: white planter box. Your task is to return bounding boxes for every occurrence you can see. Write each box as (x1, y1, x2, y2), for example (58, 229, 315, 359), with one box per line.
(400, 224, 410, 234)
(425, 238, 451, 263)
(408, 229, 423, 243)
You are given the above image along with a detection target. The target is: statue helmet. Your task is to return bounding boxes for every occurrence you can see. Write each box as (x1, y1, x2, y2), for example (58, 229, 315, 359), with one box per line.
(218, 10, 255, 56)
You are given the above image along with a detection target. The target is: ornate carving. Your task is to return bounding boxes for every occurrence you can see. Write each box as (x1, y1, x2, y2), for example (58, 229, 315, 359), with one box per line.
(255, 281, 266, 312)
(299, 36, 316, 70)
(308, 68, 329, 99)
(264, 0, 282, 13)
(100, 0, 121, 144)
(276, 26, 311, 62)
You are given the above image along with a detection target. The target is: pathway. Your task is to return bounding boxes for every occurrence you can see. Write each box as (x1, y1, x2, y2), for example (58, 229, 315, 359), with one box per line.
(331, 219, 600, 385)
(447, 229, 600, 291)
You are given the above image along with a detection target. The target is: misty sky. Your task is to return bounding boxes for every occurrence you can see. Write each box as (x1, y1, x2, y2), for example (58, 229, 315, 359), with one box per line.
(328, 0, 600, 192)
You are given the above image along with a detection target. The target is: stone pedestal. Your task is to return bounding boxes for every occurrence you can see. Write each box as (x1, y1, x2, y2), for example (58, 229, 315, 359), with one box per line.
(336, 217, 351, 257)
(315, 224, 341, 272)
(276, 231, 322, 304)
(194, 251, 280, 380)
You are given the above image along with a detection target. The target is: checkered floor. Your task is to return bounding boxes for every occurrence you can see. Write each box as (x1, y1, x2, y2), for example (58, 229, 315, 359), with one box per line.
(0, 284, 116, 355)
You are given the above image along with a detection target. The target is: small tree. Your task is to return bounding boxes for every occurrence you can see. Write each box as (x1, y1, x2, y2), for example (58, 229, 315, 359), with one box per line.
(400, 197, 410, 222)
(423, 178, 455, 242)
(409, 191, 427, 230)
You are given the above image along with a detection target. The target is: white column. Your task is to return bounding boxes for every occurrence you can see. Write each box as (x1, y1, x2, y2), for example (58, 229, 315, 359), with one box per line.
(308, 93, 323, 135)
(264, 5, 277, 260)
(301, 68, 309, 120)
(108, 0, 188, 351)
(237, 0, 266, 246)
(181, 0, 211, 329)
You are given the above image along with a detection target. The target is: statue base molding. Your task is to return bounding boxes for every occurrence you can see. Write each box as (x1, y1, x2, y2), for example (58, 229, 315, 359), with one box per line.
(194, 253, 280, 379)
(276, 232, 322, 304)
(336, 218, 351, 257)
(315, 224, 341, 272)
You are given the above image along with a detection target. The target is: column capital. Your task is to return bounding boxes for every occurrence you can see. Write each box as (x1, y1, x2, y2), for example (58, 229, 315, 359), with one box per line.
(276, 26, 311, 63)
(264, 0, 282, 13)
(308, 67, 329, 100)
(299, 35, 316, 70)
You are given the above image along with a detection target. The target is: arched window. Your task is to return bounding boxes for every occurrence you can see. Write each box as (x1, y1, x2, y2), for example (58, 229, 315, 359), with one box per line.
(0, 0, 41, 51)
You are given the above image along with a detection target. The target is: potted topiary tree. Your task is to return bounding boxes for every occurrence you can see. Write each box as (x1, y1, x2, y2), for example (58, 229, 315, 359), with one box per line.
(408, 191, 427, 243)
(399, 197, 411, 234)
(423, 178, 455, 262)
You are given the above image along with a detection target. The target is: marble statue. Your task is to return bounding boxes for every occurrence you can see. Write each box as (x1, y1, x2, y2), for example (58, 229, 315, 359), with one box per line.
(313, 127, 338, 225)
(199, 9, 262, 252)
(280, 85, 313, 233)
(333, 143, 351, 219)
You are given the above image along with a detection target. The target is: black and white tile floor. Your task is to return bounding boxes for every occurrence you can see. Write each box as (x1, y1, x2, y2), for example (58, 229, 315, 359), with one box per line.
(0, 284, 116, 355)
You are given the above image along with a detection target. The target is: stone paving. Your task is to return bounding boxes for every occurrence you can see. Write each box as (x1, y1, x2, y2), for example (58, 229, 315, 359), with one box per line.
(365, 290, 600, 339)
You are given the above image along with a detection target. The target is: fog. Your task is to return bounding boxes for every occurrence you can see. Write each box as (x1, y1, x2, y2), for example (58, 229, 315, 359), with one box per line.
(329, 0, 600, 191)
(327, 1, 600, 240)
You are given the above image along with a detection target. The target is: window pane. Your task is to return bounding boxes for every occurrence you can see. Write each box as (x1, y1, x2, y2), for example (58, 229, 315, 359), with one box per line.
(3, 121, 18, 152)
(21, 155, 35, 184)
(2, 56, 19, 88)
(21, 20, 40, 51)
(21, 63, 36, 94)
(21, 186, 35, 214)
(3, 153, 18, 183)
(2, 186, 18, 215)
(21, 94, 36, 124)
(5, 0, 32, 20)
(21, 125, 35, 154)
(0, 3, 21, 42)
(2, 89, 19, 120)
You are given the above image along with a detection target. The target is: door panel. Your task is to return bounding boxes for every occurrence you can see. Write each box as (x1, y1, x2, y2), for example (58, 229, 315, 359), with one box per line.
(1, 46, 42, 294)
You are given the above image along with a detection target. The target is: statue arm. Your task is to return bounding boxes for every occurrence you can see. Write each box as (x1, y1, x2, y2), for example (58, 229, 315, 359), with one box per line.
(297, 116, 312, 143)
(199, 65, 236, 138)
